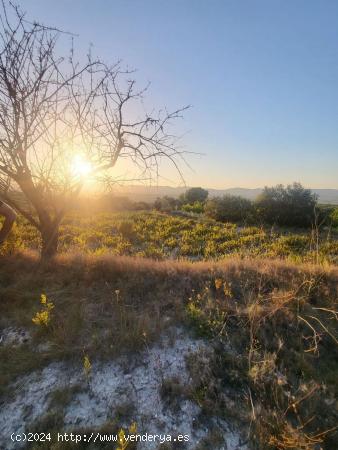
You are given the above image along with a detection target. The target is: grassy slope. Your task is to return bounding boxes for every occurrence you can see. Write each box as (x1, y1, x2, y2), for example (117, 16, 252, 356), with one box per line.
(0, 253, 337, 449)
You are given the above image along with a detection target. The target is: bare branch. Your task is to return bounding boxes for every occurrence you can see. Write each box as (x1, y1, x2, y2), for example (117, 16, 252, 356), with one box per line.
(0, 0, 190, 256)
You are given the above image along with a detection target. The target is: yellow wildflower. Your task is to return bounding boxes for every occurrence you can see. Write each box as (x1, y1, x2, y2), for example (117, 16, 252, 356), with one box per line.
(83, 355, 92, 378)
(32, 293, 54, 326)
(117, 428, 128, 450)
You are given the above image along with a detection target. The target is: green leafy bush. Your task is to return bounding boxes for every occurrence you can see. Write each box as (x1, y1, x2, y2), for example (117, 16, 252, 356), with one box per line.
(255, 183, 317, 227)
(204, 195, 253, 223)
(180, 187, 208, 204)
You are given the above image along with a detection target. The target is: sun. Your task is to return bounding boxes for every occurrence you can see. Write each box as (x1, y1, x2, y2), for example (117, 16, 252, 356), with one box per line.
(71, 154, 93, 178)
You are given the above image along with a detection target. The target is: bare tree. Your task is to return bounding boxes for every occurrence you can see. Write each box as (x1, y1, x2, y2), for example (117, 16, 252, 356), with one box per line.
(0, 1, 189, 258)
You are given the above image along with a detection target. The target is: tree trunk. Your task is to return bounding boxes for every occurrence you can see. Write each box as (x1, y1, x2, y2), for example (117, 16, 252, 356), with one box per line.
(41, 224, 59, 259)
(15, 172, 61, 259)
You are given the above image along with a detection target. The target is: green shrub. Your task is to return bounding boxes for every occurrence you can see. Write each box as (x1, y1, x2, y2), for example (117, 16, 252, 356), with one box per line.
(255, 183, 317, 227)
(204, 195, 253, 223)
(180, 187, 208, 204)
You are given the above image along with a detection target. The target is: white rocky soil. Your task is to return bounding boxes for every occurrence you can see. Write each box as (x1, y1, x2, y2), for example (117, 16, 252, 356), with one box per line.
(0, 327, 248, 450)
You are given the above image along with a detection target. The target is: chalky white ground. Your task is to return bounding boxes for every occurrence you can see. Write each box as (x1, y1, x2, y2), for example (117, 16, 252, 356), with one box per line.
(0, 327, 247, 449)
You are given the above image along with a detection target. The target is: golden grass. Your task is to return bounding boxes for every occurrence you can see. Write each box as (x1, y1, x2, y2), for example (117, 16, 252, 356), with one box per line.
(3, 249, 338, 279)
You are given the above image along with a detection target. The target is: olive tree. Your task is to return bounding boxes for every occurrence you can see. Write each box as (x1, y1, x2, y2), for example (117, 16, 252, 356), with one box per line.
(180, 187, 208, 204)
(255, 183, 317, 227)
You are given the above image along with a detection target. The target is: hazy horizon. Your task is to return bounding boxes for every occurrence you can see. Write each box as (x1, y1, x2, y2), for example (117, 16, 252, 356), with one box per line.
(85, 184, 338, 205)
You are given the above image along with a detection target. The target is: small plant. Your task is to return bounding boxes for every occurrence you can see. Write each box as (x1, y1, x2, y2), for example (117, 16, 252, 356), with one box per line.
(214, 278, 223, 290)
(117, 429, 128, 450)
(32, 293, 54, 326)
(214, 278, 233, 297)
(186, 283, 228, 337)
(116, 422, 137, 450)
(83, 354, 92, 379)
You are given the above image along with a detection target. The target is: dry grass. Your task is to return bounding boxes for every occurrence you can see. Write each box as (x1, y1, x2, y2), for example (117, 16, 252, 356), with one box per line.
(0, 252, 337, 448)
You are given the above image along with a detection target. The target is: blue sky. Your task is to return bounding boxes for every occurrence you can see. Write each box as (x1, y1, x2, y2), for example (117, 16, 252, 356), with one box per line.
(25, 0, 338, 188)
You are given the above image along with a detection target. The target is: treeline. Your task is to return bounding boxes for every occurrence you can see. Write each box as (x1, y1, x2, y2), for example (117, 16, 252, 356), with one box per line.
(154, 183, 338, 228)
(71, 184, 338, 229)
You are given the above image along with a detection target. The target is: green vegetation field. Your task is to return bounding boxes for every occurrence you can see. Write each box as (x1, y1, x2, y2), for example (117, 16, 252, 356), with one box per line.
(2, 210, 338, 264)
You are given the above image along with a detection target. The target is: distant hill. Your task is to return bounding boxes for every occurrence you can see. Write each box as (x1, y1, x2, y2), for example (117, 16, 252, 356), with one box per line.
(111, 185, 338, 205)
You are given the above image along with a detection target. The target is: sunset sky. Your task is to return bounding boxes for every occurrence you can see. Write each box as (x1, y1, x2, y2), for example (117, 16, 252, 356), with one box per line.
(25, 0, 338, 189)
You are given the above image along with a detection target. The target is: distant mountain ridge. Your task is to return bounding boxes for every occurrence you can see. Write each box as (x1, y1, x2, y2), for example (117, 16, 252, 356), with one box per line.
(111, 185, 338, 205)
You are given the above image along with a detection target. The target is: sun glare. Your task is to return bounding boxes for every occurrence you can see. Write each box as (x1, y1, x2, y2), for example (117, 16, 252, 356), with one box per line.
(71, 154, 93, 178)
